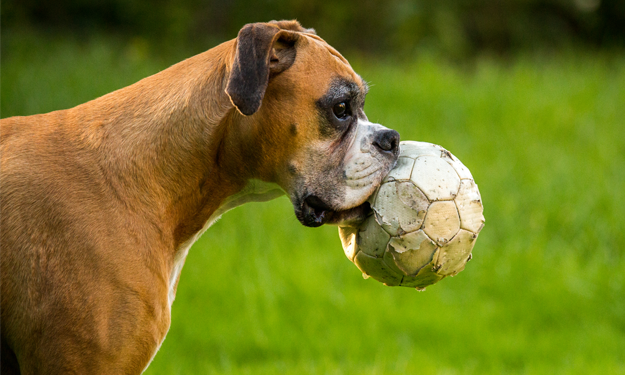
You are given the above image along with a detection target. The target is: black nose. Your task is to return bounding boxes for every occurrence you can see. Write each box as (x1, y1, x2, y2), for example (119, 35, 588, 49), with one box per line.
(373, 129, 400, 154)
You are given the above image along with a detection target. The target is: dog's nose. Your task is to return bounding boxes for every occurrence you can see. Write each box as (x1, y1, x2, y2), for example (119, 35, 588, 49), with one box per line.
(373, 129, 400, 154)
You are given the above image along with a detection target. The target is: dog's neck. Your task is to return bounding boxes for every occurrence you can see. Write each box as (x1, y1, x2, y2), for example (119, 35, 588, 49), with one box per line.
(68, 40, 281, 252)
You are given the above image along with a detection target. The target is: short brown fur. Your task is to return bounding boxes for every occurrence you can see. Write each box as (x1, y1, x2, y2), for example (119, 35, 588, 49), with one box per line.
(1, 20, 374, 374)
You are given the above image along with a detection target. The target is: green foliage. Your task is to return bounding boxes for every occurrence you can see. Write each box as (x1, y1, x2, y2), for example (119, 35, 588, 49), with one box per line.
(2, 34, 624, 374)
(3, 0, 625, 58)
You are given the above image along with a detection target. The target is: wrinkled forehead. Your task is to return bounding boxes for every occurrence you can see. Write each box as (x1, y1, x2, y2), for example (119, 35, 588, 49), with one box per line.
(294, 33, 368, 98)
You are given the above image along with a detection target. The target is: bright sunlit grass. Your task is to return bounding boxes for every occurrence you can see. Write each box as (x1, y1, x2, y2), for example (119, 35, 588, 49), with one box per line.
(2, 32, 624, 374)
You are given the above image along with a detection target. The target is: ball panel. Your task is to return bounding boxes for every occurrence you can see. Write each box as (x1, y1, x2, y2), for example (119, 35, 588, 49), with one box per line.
(384, 156, 415, 182)
(395, 182, 429, 232)
(373, 181, 401, 235)
(338, 226, 359, 261)
(455, 179, 485, 234)
(435, 229, 477, 276)
(373, 181, 423, 236)
(410, 156, 461, 201)
(438, 148, 474, 180)
(382, 249, 408, 277)
(399, 141, 443, 158)
(388, 229, 433, 253)
(357, 215, 390, 257)
(445, 157, 473, 180)
(354, 251, 402, 286)
(389, 230, 437, 275)
(400, 251, 445, 288)
(423, 201, 460, 245)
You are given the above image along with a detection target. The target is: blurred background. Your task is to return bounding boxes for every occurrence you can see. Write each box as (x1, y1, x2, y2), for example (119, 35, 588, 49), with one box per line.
(2, 1, 624, 374)
(3, 0, 625, 57)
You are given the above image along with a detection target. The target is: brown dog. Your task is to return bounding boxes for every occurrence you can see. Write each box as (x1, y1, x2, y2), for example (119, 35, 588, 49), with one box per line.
(0, 20, 399, 373)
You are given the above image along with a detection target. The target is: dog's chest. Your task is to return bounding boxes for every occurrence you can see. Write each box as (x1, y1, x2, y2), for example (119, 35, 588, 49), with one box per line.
(167, 179, 284, 306)
(168, 218, 214, 306)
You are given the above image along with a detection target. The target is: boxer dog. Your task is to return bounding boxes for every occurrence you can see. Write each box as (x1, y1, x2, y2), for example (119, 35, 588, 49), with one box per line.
(0, 20, 399, 373)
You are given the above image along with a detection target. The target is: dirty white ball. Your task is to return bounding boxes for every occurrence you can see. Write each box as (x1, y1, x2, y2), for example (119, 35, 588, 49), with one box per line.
(339, 141, 485, 290)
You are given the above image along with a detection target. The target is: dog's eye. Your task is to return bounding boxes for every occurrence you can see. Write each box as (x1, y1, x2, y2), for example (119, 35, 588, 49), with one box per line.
(333, 102, 349, 119)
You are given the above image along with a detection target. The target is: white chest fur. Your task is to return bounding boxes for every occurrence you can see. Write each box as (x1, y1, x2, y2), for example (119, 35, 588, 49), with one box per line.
(144, 180, 285, 372)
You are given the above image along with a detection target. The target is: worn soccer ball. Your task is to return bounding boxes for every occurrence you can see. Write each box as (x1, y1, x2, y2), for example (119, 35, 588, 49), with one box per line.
(339, 141, 485, 290)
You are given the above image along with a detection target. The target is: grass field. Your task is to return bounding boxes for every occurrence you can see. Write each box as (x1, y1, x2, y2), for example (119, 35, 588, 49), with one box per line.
(2, 31, 625, 374)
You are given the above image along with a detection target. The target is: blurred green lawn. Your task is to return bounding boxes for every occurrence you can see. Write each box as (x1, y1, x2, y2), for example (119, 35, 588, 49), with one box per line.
(2, 32, 624, 374)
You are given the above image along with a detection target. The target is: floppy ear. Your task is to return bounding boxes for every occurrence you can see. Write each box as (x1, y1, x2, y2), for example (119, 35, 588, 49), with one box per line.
(269, 19, 316, 35)
(226, 23, 300, 116)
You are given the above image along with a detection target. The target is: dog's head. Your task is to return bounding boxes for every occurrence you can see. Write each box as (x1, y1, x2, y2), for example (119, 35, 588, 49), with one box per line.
(225, 20, 399, 227)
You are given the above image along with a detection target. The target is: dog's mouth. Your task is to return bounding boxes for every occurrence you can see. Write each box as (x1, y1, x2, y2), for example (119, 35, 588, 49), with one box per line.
(297, 194, 372, 227)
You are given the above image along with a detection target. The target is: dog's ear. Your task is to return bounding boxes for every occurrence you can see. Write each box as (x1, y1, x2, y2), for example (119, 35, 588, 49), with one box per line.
(226, 23, 300, 116)
(269, 19, 316, 35)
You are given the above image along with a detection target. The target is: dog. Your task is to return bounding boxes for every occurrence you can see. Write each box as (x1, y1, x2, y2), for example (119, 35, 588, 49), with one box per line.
(0, 20, 399, 373)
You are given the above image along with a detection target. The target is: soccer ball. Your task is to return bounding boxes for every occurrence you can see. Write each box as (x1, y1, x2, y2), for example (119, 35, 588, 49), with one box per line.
(338, 141, 485, 290)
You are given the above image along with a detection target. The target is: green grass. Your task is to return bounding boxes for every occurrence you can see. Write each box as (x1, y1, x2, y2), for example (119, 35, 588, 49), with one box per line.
(2, 31, 625, 374)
